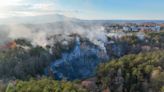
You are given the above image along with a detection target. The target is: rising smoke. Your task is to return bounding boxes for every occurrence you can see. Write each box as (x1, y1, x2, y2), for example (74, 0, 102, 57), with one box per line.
(0, 20, 108, 51)
(0, 30, 10, 45)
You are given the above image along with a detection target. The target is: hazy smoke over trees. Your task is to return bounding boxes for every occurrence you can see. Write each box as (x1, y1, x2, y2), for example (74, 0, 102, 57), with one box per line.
(0, 21, 108, 51)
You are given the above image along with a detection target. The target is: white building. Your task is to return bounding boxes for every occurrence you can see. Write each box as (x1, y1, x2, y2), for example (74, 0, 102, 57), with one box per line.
(155, 26, 161, 32)
(123, 27, 131, 32)
(131, 26, 139, 32)
(107, 32, 126, 38)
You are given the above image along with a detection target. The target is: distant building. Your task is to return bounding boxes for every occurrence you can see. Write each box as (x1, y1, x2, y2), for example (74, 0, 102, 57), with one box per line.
(123, 26, 139, 32)
(139, 26, 160, 32)
(107, 32, 126, 38)
(155, 26, 161, 32)
(131, 26, 139, 32)
(137, 32, 145, 40)
(123, 26, 131, 32)
(105, 23, 161, 33)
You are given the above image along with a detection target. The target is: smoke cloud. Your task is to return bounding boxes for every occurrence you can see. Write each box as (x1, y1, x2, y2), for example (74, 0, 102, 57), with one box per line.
(0, 30, 10, 45)
(0, 20, 108, 51)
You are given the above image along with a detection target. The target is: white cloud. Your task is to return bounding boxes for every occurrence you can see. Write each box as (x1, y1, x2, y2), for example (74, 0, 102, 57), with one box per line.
(0, 0, 59, 18)
(30, 3, 56, 11)
(0, 0, 81, 20)
(0, 0, 24, 18)
(0, 0, 22, 6)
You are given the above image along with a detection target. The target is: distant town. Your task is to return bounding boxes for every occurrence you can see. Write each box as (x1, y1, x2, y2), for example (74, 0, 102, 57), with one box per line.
(104, 22, 164, 32)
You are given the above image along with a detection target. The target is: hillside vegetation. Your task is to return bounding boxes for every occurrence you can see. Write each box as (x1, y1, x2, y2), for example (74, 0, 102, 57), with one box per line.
(0, 32, 164, 92)
(97, 50, 164, 92)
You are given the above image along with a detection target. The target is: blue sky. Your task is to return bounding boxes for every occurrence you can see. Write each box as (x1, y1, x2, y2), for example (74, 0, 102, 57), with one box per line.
(0, 0, 164, 20)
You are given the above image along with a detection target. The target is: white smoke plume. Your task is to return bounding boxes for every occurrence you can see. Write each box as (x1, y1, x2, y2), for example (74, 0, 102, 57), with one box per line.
(8, 24, 34, 40)
(0, 30, 11, 45)
(0, 20, 108, 51)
